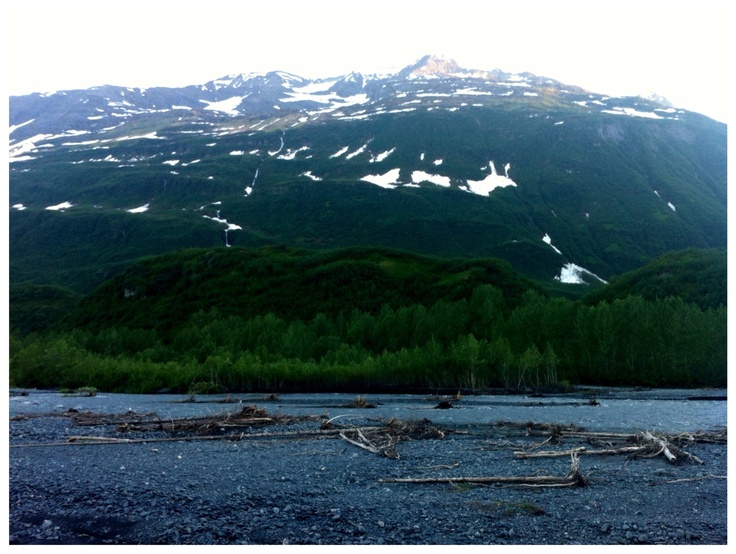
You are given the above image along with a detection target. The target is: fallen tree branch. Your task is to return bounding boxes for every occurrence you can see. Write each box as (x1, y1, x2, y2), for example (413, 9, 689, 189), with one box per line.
(379, 475, 582, 486)
(642, 431, 677, 463)
(381, 453, 586, 487)
(339, 431, 382, 455)
(67, 436, 134, 443)
(514, 445, 648, 459)
(115, 405, 316, 434)
(416, 462, 461, 470)
(513, 431, 704, 464)
(10, 426, 389, 448)
(663, 474, 727, 484)
(339, 426, 401, 459)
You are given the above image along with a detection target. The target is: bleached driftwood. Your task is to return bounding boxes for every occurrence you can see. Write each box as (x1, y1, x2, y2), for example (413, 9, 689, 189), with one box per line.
(513, 445, 647, 459)
(380, 453, 586, 488)
(513, 431, 705, 465)
(10, 426, 389, 448)
(641, 431, 677, 463)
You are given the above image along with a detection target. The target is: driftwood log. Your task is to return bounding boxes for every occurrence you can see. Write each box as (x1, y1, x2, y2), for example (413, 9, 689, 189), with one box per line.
(10, 406, 722, 473)
(513, 430, 705, 465)
(10, 426, 389, 448)
(380, 453, 587, 488)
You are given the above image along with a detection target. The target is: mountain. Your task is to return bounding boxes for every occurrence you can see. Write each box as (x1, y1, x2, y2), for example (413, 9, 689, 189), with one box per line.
(55, 245, 538, 336)
(9, 55, 727, 295)
(580, 247, 726, 310)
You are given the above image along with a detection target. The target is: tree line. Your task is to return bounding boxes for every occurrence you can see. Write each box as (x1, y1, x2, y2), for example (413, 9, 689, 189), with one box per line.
(9, 286, 726, 394)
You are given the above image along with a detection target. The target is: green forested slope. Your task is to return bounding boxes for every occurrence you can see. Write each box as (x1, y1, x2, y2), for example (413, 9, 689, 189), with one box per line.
(57, 246, 536, 335)
(581, 248, 726, 310)
(9, 107, 727, 294)
(9, 246, 727, 393)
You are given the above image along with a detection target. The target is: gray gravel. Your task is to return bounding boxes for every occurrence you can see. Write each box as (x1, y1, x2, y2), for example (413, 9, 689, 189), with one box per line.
(8, 389, 728, 545)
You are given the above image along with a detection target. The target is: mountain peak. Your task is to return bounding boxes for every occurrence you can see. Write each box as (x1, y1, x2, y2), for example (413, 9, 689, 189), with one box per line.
(639, 92, 673, 107)
(398, 54, 464, 79)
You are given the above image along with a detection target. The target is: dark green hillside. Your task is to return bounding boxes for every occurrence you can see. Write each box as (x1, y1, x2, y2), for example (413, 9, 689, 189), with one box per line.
(8, 209, 271, 294)
(9, 284, 82, 335)
(228, 181, 565, 279)
(580, 248, 727, 310)
(11, 246, 726, 393)
(9, 105, 727, 295)
(58, 246, 538, 336)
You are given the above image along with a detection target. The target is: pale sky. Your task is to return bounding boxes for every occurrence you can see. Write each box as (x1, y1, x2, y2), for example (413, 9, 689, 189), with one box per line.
(4, 0, 731, 123)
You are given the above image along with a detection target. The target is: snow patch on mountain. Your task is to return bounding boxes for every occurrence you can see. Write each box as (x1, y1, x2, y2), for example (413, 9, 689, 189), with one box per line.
(292, 80, 339, 94)
(542, 233, 562, 255)
(9, 119, 35, 135)
(114, 132, 163, 141)
(283, 91, 366, 106)
(269, 135, 285, 156)
(62, 139, 101, 147)
(203, 214, 242, 231)
(602, 107, 664, 119)
(370, 148, 396, 163)
(203, 211, 243, 247)
(361, 168, 401, 188)
(245, 167, 260, 196)
(330, 146, 350, 158)
(346, 143, 369, 160)
(127, 204, 150, 213)
(466, 161, 517, 196)
(411, 170, 451, 188)
(46, 201, 73, 211)
(301, 171, 322, 181)
(455, 88, 493, 96)
(201, 96, 247, 115)
(555, 263, 608, 285)
(277, 146, 310, 160)
(499, 80, 531, 88)
(9, 133, 55, 160)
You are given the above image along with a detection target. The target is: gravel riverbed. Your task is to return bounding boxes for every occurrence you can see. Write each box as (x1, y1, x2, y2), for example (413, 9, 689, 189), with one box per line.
(8, 388, 728, 545)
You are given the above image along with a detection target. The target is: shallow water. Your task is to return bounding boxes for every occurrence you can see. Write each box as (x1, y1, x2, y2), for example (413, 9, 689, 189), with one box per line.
(9, 387, 727, 434)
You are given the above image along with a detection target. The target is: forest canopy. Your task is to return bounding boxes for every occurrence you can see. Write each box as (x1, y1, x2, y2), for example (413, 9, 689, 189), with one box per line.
(9, 247, 726, 394)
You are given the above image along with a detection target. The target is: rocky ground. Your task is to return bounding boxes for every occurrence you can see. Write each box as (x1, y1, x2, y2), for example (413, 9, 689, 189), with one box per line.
(8, 390, 728, 545)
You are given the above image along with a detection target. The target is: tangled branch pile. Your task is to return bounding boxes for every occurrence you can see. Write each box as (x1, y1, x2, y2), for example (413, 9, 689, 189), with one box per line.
(505, 423, 727, 465)
(114, 405, 318, 435)
(10, 408, 158, 425)
(337, 417, 445, 459)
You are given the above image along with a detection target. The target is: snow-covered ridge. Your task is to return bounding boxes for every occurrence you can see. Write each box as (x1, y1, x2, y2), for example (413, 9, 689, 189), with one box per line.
(9, 52, 692, 158)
